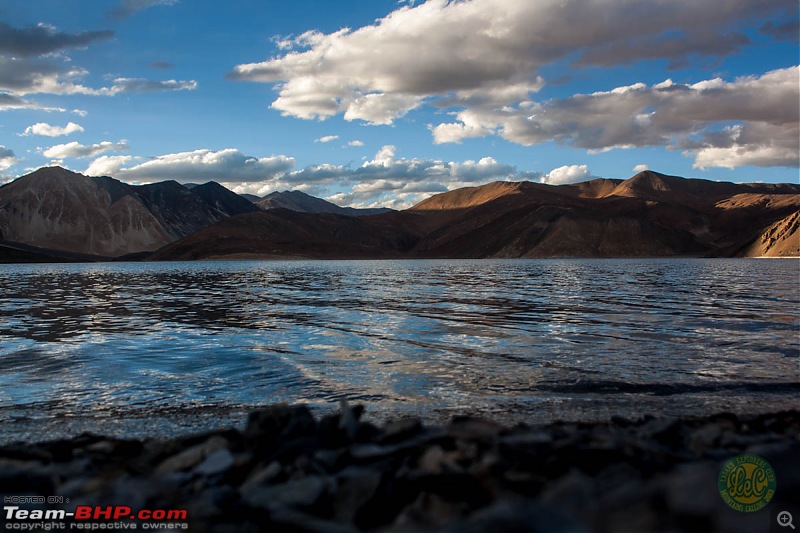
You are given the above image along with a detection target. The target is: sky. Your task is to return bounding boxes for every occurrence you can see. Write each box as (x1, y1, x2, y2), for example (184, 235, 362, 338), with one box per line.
(0, 0, 798, 208)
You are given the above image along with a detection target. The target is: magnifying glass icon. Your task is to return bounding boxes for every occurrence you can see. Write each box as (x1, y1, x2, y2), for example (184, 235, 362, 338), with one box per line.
(778, 511, 795, 530)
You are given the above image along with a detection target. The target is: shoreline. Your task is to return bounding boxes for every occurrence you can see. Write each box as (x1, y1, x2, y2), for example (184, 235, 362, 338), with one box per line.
(3, 252, 800, 265)
(3, 388, 798, 445)
(2, 404, 797, 532)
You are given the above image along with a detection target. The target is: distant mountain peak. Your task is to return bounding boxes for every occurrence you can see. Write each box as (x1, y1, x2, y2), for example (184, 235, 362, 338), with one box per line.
(0, 167, 262, 257)
(16, 165, 87, 183)
(257, 190, 392, 217)
(410, 181, 527, 211)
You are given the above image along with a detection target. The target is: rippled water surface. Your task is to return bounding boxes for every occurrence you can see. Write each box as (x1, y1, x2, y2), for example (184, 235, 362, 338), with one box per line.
(1, 259, 798, 441)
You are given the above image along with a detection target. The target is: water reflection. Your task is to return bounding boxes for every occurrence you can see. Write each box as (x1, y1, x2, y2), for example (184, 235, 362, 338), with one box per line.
(0, 258, 798, 439)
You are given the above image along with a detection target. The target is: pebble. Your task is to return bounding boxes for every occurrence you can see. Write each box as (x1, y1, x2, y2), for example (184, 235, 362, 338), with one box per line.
(0, 405, 797, 532)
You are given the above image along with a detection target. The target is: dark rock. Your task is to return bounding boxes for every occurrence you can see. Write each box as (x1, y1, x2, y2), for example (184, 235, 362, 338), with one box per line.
(332, 467, 382, 522)
(194, 448, 235, 477)
(155, 435, 228, 473)
(392, 491, 468, 530)
(246, 404, 317, 455)
(446, 416, 504, 440)
(687, 423, 722, 456)
(243, 475, 330, 511)
(379, 418, 424, 445)
(452, 499, 588, 533)
(241, 460, 283, 490)
(0, 459, 55, 493)
(268, 507, 358, 533)
(1, 405, 798, 533)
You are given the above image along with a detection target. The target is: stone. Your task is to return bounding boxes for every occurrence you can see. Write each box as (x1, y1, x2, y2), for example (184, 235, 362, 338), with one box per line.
(332, 467, 382, 522)
(246, 404, 317, 451)
(240, 461, 283, 490)
(499, 430, 554, 447)
(194, 448, 235, 476)
(243, 475, 329, 510)
(687, 423, 722, 456)
(454, 499, 588, 533)
(155, 435, 228, 473)
(379, 418, 423, 445)
(447, 416, 504, 440)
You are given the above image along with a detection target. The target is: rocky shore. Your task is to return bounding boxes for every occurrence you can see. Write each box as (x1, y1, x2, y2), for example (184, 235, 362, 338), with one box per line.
(2, 404, 798, 532)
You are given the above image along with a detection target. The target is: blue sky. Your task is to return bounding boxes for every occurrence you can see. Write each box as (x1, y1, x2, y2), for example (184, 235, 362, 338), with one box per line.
(0, 0, 797, 208)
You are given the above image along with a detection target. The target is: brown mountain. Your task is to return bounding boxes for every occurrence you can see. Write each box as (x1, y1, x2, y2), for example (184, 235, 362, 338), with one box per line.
(0, 166, 258, 257)
(151, 171, 800, 260)
(256, 190, 392, 217)
(150, 208, 417, 260)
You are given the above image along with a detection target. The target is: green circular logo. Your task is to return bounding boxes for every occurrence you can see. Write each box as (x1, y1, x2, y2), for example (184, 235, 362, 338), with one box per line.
(718, 454, 776, 512)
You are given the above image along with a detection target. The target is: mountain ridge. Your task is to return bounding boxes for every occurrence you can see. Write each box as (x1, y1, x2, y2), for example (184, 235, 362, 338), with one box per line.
(257, 190, 392, 217)
(154, 171, 800, 260)
(0, 167, 258, 256)
(1, 167, 797, 260)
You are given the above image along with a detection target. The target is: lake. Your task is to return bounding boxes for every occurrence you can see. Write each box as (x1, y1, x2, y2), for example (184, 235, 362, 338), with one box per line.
(0, 258, 797, 442)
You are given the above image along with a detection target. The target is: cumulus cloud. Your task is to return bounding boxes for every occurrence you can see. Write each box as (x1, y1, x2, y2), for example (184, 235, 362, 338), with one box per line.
(691, 124, 800, 168)
(84, 155, 136, 177)
(315, 135, 339, 143)
(434, 66, 800, 169)
(95, 148, 296, 183)
(22, 121, 84, 137)
(229, 145, 541, 209)
(0, 146, 20, 171)
(43, 140, 128, 159)
(541, 165, 592, 185)
(108, 0, 179, 19)
(633, 164, 650, 172)
(229, 0, 792, 125)
(347, 140, 365, 147)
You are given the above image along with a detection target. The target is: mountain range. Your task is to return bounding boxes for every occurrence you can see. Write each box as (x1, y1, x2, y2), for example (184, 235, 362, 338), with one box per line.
(255, 190, 392, 217)
(1, 166, 798, 262)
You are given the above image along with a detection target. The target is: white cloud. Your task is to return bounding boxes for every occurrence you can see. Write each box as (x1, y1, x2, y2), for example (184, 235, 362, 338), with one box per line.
(633, 164, 650, 172)
(102, 148, 295, 183)
(315, 135, 339, 143)
(84, 155, 136, 176)
(0, 92, 65, 112)
(0, 21, 196, 123)
(100, 78, 197, 95)
(228, 145, 541, 209)
(0, 57, 196, 97)
(229, 0, 791, 125)
(22, 121, 84, 137)
(541, 164, 591, 185)
(0, 146, 20, 171)
(693, 142, 799, 169)
(42, 140, 128, 159)
(347, 140, 364, 147)
(435, 66, 800, 169)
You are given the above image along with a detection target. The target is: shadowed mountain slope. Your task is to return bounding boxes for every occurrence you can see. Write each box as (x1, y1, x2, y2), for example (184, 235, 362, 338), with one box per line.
(152, 171, 800, 260)
(2, 168, 796, 260)
(149, 208, 418, 260)
(256, 190, 392, 217)
(0, 167, 259, 256)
